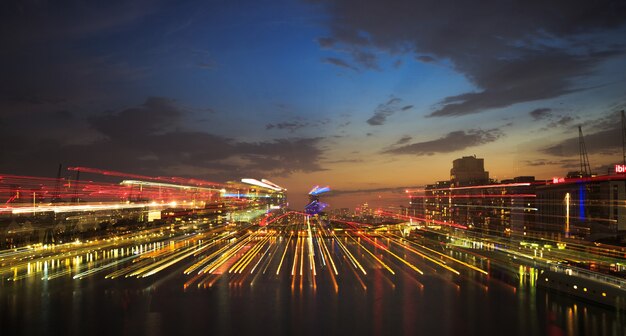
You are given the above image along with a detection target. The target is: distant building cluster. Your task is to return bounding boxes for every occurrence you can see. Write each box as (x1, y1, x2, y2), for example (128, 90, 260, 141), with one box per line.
(408, 156, 626, 241)
(329, 202, 402, 225)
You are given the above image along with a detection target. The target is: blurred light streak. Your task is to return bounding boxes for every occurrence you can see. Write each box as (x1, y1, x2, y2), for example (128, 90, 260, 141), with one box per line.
(241, 178, 282, 191)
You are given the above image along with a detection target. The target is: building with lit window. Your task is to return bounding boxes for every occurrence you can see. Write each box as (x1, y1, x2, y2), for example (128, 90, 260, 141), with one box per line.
(536, 173, 626, 240)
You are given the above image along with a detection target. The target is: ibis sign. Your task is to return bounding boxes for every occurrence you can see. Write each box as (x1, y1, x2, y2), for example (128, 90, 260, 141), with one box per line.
(616, 164, 626, 174)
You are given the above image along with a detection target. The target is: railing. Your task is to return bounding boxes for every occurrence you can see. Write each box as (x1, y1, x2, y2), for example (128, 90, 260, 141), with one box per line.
(549, 264, 626, 289)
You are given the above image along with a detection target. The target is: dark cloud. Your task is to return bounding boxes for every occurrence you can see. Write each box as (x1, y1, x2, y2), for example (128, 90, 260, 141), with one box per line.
(530, 108, 552, 120)
(337, 121, 351, 128)
(416, 56, 435, 63)
(0, 98, 326, 179)
(426, 50, 623, 117)
(315, 0, 626, 117)
(352, 50, 379, 70)
(266, 121, 309, 133)
(366, 96, 410, 126)
(266, 117, 330, 133)
(324, 158, 364, 164)
(394, 135, 412, 145)
(585, 109, 626, 132)
(90, 97, 181, 138)
(547, 115, 575, 128)
(542, 122, 621, 157)
(384, 129, 504, 155)
(317, 37, 336, 48)
(524, 159, 579, 169)
(322, 57, 358, 71)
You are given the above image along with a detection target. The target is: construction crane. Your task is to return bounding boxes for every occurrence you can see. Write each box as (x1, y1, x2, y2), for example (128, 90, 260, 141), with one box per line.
(578, 125, 592, 177)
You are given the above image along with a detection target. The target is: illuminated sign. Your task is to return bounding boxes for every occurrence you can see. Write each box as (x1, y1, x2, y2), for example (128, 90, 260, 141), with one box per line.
(615, 164, 626, 174)
(552, 177, 565, 183)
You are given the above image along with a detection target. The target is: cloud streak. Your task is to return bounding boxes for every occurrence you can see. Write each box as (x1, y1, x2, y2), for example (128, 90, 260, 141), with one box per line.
(530, 108, 552, 120)
(384, 129, 504, 155)
(322, 57, 358, 71)
(366, 97, 412, 126)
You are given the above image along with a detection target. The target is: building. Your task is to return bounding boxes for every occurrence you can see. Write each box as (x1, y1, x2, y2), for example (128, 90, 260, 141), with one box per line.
(415, 156, 538, 236)
(450, 156, 490, 186)
(423, 181, 451, 224)
(536, 172, 626, 240)
(412, 156, 626, 241)
(501, 176, 538, 236)
(448, 156, 493, 232)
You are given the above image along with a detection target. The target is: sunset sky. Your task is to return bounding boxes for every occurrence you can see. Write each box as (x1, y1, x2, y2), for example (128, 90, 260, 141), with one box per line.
(1, 0, 626, 209)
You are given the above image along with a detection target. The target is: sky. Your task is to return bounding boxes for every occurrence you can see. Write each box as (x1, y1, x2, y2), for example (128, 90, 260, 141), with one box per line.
(1, 0, 626, 210)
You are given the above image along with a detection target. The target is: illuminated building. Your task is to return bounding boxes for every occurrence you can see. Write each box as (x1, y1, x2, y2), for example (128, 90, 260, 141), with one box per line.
(447, 156, 491, 232)
(423, 181, 451, 224)
(536, 173, 626, 239)
(417, 157, 539, 236)
(357, 202, 373, 217)
(500, 176, 537, 236)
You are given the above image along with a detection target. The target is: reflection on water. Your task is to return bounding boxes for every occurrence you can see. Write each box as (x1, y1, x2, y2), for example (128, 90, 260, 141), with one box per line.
(1, 265, 625, 336)
(1, 219, 625, 336)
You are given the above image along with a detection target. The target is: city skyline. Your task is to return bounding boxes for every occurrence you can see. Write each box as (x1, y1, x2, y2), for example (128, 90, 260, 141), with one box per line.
(1, 1, 626, 209)
(2, 2, 626, 335)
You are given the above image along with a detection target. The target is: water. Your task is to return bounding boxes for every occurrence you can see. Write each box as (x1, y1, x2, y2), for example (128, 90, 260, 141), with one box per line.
(2, 256, 624, 336)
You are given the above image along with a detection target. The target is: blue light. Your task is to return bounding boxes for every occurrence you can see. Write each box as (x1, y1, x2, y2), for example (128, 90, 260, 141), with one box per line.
(579, 184, 585, 221)
(305, 200, 328, 215)
(309, 186, 330, 196)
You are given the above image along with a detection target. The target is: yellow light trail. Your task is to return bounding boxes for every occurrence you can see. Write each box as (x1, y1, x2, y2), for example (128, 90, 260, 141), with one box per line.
(132, 237, 217, 278)
(261, 235, 281, 275)
(332, 232, 367, 275)
(250, 238, 274, 274)
(299, 233, 305, 277)
(318, 234, 339, 292)
(377, 241, 424, 275)
(139, 246, 201, 278)
(231, 236, 270, 274)
(385, 235, 459, 275)
(200, 236, 252, 274)
(184, 232, 249, 274)
(276, 232, 293, 275)
(229, 242, 257, 274)
(345, 232, 395, 275)
(317, 231, 338, 275)
(306, 216, 316, 276)
(73, 253, 143, 279)
(387, 232, 488, 275)
(291, 236, 301, 277)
